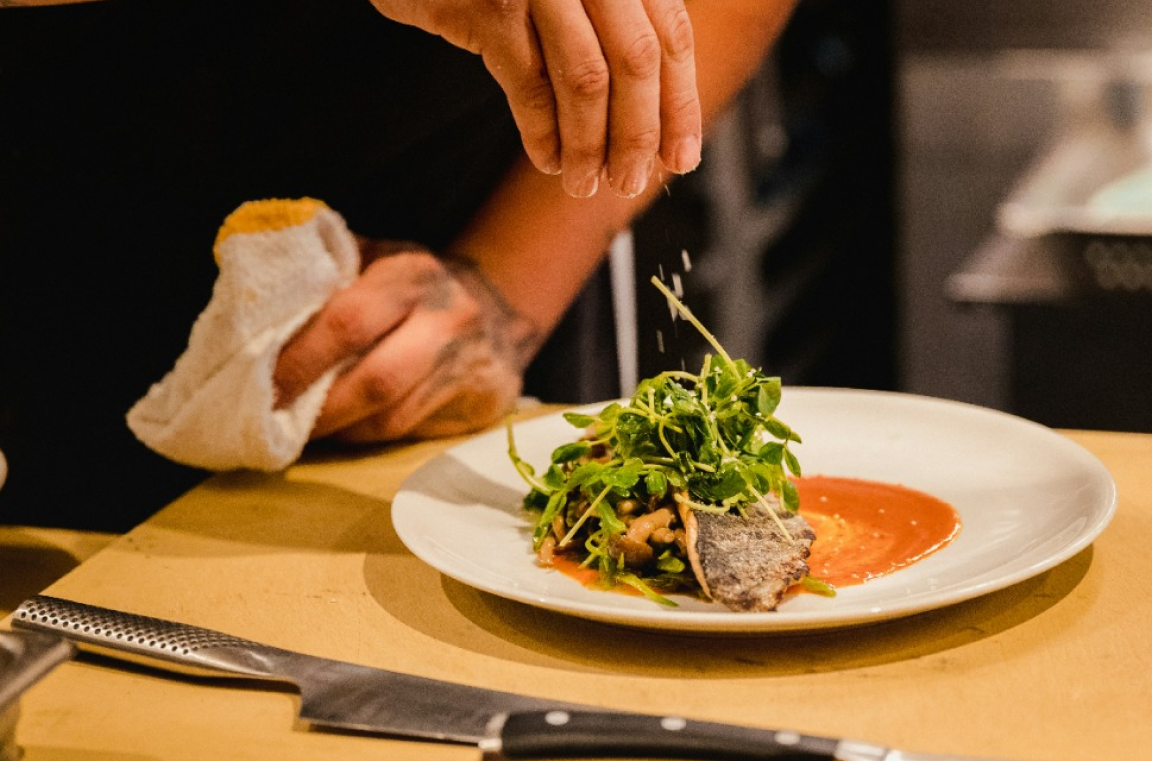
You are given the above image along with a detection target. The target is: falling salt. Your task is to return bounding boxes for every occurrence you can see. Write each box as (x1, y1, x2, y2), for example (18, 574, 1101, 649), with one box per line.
(681, 249, 693, 272)
(656, 329, 665, 353)
(671, 272, 684, 298)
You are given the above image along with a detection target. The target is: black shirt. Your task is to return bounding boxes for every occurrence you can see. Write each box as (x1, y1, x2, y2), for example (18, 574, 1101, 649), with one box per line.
(0, 0, 526, 530)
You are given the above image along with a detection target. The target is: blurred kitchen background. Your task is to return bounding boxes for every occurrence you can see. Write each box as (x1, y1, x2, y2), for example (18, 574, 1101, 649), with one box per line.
(530, 0, 1152, 433)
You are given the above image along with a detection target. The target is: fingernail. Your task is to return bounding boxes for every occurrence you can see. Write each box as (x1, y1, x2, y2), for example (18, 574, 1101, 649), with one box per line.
(569, 168, 601, 198)
(619, 157, 654, 198)
(673, 135, 702, 174)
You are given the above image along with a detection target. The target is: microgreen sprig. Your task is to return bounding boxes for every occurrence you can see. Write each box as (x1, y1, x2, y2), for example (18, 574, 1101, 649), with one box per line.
(507, 276, 804, 604)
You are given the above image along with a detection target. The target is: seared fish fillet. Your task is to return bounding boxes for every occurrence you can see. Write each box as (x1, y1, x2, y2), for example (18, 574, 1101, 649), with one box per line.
(680, 501, 815, 612)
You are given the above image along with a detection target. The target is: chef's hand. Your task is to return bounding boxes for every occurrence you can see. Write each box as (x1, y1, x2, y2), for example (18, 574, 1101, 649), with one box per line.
(272, 241, 541, 441)
(365, 0, 701, 198)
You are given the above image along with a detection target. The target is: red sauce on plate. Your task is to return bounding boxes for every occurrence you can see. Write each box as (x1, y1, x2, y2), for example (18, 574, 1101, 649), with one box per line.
(546, 476, 961, 595)
(549, 555, 606, 589)
(796, 475, 961, 587)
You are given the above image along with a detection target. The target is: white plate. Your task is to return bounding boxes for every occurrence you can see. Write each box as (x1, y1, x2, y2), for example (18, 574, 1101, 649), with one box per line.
(392, 388, 1117, 634)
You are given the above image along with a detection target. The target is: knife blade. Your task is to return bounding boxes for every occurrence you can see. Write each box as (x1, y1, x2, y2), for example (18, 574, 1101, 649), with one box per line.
(12, 595, 1024, 761)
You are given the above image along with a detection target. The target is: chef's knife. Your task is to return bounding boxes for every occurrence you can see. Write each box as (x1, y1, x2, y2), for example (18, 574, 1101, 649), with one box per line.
(13, 595, 1022, 761)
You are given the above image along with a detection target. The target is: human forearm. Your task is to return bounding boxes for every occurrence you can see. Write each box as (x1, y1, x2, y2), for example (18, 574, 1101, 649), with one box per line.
(276, 0, 799, 445)
(449, 0, 799, 336)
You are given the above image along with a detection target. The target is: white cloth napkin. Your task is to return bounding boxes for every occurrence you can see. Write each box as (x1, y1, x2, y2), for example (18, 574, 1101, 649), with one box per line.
(126, 198, 360, 471)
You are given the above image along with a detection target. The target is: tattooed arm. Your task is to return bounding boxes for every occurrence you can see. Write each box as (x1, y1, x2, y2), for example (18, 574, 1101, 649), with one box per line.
(273, 0, 796, 442)
(446, 0, 798, 371)
(272, 245, 542, 441)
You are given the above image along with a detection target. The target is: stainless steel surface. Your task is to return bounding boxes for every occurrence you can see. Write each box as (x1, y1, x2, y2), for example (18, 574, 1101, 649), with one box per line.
(947, 234, 1083, 303)
(898, 0, 1152, 416)
(13, 596, 1042, 761)
(0, 629, 74, 761)
(0, 630, 74, 712)
(939, 45, 1152, 304)
(12, 595, 576, 744)
(953, 48, 1152, 301)
(993, 47, 1152, 240)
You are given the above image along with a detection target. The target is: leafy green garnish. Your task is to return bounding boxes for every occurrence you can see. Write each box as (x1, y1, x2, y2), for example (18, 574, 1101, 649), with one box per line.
(800, 575, 837, 597)
(507, 276, 809, 604)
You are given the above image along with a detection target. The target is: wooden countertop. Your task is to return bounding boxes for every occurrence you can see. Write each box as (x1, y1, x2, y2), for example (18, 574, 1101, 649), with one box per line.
(3, 410, 1150, 761)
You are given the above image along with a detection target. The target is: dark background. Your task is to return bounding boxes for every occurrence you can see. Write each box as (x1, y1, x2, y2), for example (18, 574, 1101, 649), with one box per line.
(2, 0, 1150, 532)
(544, 0, 1152, 435)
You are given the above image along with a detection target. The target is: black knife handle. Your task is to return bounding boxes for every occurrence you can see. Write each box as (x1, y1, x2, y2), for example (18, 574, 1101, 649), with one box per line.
(485, 710, 845, 760)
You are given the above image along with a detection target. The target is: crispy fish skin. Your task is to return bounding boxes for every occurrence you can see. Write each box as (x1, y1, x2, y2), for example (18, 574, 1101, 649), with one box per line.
(681, 502, 815, 612)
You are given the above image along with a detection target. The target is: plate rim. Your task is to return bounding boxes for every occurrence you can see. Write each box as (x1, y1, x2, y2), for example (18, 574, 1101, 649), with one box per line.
(392, 388, 1118, 634)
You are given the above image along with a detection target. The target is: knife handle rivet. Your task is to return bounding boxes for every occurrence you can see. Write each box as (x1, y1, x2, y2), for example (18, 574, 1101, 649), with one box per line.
(544, 711, 570, 726)
(660, 717, 687, 732)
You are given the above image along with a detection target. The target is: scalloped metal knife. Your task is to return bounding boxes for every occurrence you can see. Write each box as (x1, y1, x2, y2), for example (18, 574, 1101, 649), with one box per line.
(13, 595, 1026, 761)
